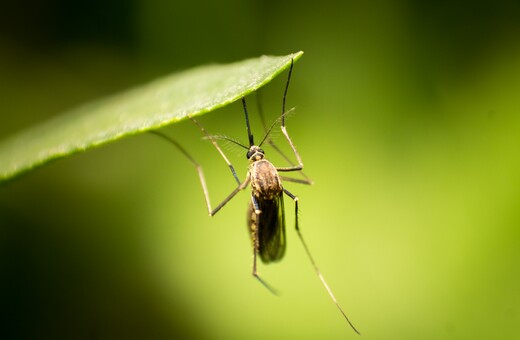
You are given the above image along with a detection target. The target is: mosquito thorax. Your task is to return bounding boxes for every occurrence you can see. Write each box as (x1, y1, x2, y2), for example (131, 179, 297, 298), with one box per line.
(247, 146, 265, 162)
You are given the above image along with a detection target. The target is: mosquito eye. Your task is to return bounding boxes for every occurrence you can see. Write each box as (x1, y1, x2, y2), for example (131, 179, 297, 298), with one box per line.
(246, 151, 254, 159)
(259, 149, 265, 154)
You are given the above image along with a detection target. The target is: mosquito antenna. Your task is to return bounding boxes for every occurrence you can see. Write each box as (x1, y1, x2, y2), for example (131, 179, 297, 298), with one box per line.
(242, 97, 255, 146)
(282, 59, 294, 127)
(258, 115, 280, 148)
(204, 135, 249, 150)
(258, 107, 295, 147)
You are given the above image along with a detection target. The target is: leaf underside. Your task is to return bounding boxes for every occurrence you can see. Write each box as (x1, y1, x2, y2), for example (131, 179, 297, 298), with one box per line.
(0, 51, 303, 183)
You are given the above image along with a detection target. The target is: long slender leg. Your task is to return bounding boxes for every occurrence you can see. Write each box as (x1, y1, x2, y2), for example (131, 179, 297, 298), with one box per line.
(276, 125, 303, 172)
(188, 116, 258, 215)
(190, 116, 241, 185)
(210, 176, 250, 216)
(150, 130, 248, 216)
(279, 176, 313, 185)
(256, 90, 312, 182)
(283, 188, 361, 335)
(149, 130, 214, 214)
(250, 195, 278, 295)
(276, 59, 305, 173)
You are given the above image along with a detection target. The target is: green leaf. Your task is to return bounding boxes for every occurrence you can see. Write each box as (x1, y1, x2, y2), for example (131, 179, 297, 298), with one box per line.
(0, 51, 303, 182)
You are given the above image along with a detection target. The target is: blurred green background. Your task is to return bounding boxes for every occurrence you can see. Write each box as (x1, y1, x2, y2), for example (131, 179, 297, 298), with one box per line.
(1, 1, 520, 339)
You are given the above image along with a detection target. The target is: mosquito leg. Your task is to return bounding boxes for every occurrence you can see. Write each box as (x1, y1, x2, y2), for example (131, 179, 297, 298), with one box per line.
(150, 130, 248, 217)
(209, 176, 250, 216)
(149, 130, 215, 214)
(249, 195, 278, 295)
(190, 116, 241, 185)
(271, 140, 310, 175)
(283, 188, 361, 335)
(256, 90, 312, 182)
(276, 119, 305, 172)
(276, 125, 304, 172)
(279, 176, 313, 185)
(276, 59, 305, 173)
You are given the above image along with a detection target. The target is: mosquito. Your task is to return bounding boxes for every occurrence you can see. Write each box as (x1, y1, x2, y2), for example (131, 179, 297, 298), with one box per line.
(152, 59, 360, 334)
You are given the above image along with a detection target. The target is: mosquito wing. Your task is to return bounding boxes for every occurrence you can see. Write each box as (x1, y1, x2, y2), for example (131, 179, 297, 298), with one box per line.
(248, 193, 286, 263)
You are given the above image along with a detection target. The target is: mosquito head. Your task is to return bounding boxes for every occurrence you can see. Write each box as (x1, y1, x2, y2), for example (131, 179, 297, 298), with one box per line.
(247, 145, 265, 162)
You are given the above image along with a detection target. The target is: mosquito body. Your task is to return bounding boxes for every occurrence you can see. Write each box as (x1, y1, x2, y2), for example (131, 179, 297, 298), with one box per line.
(248, 149, 286, 263)
(247, 146, 288, 291)
(153, 59, 360, 334)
